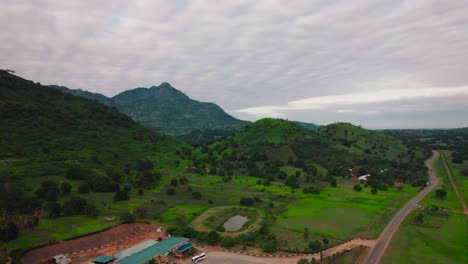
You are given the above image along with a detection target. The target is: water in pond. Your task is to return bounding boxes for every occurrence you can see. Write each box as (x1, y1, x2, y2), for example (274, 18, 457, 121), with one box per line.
(223, 215, 249, 231)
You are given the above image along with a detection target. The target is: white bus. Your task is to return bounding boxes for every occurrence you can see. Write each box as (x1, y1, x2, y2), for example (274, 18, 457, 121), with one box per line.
(191, 253, 206, 263)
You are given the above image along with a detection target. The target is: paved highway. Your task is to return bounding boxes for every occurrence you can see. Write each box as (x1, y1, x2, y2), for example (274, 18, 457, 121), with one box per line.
(364, 150, 440, 264)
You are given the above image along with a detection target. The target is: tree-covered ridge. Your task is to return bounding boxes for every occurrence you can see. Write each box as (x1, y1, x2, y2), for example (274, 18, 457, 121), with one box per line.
(189, 118, 426, 187)
(0, 70, 185, 214)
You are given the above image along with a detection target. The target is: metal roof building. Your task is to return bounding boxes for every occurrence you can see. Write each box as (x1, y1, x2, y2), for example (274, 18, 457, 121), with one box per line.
(118, 237, 187, 264)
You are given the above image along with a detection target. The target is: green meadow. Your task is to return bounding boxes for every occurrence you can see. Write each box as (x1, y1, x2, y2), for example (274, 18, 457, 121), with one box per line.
(383, 152, 468, 263)
(2, 173, 419, 253)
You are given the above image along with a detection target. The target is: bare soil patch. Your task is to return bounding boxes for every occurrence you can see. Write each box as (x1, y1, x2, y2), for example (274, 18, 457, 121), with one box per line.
(23, 222, 165, 264)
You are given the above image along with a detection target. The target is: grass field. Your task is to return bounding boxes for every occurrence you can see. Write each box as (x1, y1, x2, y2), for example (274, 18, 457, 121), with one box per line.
(275, 180, 417, 247)
(329, 247, 364, 264)
(382, 152, 468, 263)
(1, 172, 419, 254)
(442, 151, 468, 206)
(382, 211, 468, 264)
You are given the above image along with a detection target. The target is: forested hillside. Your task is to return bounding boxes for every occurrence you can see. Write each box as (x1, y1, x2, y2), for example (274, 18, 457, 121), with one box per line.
(0, 70, 185, 243)
(187, 118, 426, 190)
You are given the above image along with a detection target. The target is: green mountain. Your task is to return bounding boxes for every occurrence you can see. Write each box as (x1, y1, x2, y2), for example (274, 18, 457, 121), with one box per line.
(0, 70, 184, 211)
(49, 85, 114, 106)
(50, 83, 250, 144)
(192, 118, 425, 186)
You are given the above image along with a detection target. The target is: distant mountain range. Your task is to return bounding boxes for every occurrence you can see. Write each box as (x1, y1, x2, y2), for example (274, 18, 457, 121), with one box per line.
(49, 84, 320, 144)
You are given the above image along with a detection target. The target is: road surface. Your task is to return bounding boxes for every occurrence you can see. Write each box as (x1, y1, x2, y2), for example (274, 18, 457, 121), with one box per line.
(364, 151, 440, 264)
(187, 239, 376, 264)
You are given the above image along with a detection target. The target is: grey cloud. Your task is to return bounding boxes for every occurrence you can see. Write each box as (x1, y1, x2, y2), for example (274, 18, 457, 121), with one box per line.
(1, 0, 468, 128)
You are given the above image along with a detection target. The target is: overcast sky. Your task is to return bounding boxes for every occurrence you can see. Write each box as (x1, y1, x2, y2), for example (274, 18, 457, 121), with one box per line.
(2, 0, 468, 128)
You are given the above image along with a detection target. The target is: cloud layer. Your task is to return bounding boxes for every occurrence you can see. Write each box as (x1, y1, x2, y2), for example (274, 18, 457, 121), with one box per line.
(2, 0, 468, 128)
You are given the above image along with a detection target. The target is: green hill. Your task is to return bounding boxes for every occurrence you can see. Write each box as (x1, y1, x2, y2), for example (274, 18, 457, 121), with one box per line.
(318, 122, 408, 160)
(0, 70, 185, 212)
(191, 118, 425, 186)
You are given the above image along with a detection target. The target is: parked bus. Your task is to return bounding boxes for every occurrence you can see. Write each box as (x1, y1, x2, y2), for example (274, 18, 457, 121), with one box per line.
(191, 253, 206, 263)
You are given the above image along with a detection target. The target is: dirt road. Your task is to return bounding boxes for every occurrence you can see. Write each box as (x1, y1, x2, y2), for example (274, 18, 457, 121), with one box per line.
(364, 151, 440, 264)
(440, 152, 468, 214)
(186, 239, 375, 264)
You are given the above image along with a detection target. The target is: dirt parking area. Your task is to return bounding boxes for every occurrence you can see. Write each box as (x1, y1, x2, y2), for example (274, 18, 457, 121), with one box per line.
(199, 252, 302, 264)
(22, 222, 166, 264)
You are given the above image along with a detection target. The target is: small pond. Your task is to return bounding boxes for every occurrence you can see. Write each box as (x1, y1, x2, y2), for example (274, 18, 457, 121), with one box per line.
(223, 215, 249, 231)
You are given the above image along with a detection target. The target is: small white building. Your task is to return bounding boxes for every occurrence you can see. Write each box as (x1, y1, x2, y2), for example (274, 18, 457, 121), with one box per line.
(358, 174, 371, 181)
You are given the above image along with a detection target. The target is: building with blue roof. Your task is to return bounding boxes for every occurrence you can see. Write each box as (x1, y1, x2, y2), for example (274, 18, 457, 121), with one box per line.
(118, 237, 187, 264)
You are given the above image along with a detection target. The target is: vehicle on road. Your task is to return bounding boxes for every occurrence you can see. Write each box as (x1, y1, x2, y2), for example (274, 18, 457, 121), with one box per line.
(192, 253, 207, 263)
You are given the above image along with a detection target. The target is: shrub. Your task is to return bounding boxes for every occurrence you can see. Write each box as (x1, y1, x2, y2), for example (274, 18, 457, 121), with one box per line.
(371, 188, 377, 195)
(0, 221, 19, 242)
(221, 236, 236, 247)
(61, 183, 72, 195)
(192, 191, 202, 200)
(262, 240, 277, 253)
(166, 188, 175, 196)
(206, 230, 221, 245)
(114, 189, 130, 201)
(78, 183, 90, 194)
(308, 240, 321, 251)
(240, 197, 254, 206)
(353, 184, 362, 192)
(120, 211, 135, 223)
(461, 166, 468, 176)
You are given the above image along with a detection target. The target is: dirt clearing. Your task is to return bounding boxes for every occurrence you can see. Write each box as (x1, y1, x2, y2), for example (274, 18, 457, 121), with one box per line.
(23, 222, 165, 264)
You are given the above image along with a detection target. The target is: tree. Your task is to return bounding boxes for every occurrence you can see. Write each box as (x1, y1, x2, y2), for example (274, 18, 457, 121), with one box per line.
(166, 188, 175, 196)
(85, 204, 99, 217)
(262, 240, 277, 253)
(66, 166, 92, 180)
(35, 180, 60, 202)
(297, 258, 310, 264)
(61, 182, 72, 195)
(221, 236, 236, 247)
(114, 189, 130, 201)
(371, 188, 377, 195)
(415, 213, 424, 224)
(240, 197, 254, 206)
(45, 202, 62, 218)
(170, 178, 178, 187)
(192, 191, 202, 200)
(461, 166, 468, 176)
(0, 221, 19, 242)
(136, 159, 154, 171)
(435, 188, 447, 200)
(303, 227, 309, 240)
(78, 183, 90, 194)
(353, 184, 362, 192)
(322, 237, 329, 245)
(62, 196, 88, 216)
(120, 211, 135, 223)
(308, 240, 321, 251)
(206, 230, 221, 245)
(330, 178, 337, 187)
(134, 206, 147, 218)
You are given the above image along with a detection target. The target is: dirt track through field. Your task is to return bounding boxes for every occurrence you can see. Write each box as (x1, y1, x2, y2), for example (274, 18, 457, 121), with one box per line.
(441, 152, 468, 215)
(22, 222, 163, 264)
